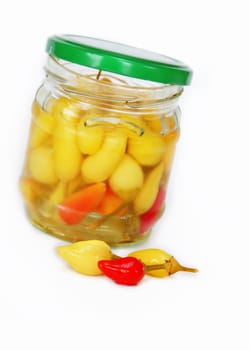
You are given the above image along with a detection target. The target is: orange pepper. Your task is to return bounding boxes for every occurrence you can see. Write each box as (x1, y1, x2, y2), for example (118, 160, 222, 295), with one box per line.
(97, 187, 127, 215)
(58, 183, 106, 224)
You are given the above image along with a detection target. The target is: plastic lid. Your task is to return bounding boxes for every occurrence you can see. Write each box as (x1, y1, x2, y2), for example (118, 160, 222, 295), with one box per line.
(46, 35, 193, 85)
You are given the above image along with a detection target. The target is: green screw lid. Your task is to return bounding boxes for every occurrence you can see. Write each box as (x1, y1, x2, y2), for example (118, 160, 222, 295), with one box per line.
(46, 35, 193, 86)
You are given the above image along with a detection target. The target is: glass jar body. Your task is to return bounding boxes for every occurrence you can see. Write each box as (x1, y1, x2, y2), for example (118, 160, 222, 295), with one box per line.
(20, 56, 182, 246)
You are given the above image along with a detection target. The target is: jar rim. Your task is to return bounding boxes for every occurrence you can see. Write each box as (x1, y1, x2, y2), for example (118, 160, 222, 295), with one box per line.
(46, 55, 183, 94)
(46, 35, 193, 86)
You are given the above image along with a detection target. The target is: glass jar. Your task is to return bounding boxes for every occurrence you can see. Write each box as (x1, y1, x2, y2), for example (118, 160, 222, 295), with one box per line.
(20, 35, 192, 246)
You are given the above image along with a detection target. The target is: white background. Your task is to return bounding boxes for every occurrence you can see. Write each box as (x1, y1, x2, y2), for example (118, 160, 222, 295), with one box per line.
(1, 1, 248, 349)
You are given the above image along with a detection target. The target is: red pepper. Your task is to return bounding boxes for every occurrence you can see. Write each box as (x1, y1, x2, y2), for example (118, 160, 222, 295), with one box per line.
(139, 187, 166, 234)
(98, 257, 145, 286)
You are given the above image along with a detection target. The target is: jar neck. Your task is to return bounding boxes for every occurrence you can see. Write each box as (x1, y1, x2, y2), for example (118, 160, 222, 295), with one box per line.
(44, 55, 183, 115)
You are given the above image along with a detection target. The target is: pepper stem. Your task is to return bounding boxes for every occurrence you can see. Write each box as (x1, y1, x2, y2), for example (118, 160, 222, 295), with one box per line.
(111, 254, 122, 260)
(177, 265, 198, 273)
(96, 70, 102, 80)
(169, 257, 198, 275)
(110, 257, 198, 275)
(144, 262, 170, 272)
(144, 259, 198, 274)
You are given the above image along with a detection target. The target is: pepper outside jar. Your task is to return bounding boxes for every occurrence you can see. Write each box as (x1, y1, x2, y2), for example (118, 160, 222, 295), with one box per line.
(19, 35, 192, 246)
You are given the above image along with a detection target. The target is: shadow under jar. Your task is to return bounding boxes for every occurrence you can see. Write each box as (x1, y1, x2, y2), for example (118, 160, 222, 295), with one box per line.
(20, 35, 192, 246)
